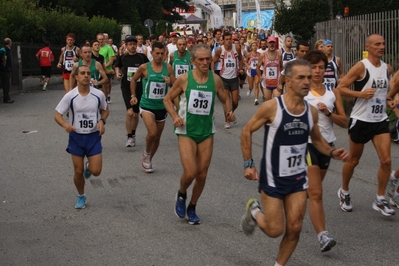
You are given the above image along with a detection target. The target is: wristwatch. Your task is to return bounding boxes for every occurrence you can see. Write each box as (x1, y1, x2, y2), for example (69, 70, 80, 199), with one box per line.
(100, 118, 106, 125)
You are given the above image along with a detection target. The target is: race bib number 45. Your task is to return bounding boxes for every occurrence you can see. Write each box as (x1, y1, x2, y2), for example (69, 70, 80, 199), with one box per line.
(188, 90, 213, 115)
(279, 143, 307, 177)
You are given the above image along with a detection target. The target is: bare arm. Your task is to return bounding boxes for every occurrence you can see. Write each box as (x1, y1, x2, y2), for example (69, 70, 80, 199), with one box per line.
(96, 61, 109, 85)
(309, 106, 348, 160)
(57, 47, 64, 68)
(256, 54, 263, 79)
(241, 99, 276, 180)
(54, 112, 75, 133)
(163, 73, 187, 127)
(388, 70, 399, 100)
(69, 62, 79, 91)
(337, 56, 345, 79)
(337, 61, 374, 99)
(211, 48, 221, 71)
(129, 64, 147, 105)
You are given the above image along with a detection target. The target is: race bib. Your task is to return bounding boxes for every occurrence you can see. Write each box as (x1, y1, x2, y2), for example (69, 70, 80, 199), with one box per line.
(127, 67, 140, 82)
(175, 65, 189, 78)
(149, 82, 166, 99)
(266, 66, 277, 79)
(76, 112, 97, 134)
(251, 60, 258, 69)
(279, 143, 307, 177)
(225, 59, 235, 68)
(366, 97, 385, 120)
(324, 78, 336, 89)
(65, 59, 74, 71)
(188, 90, 213, 116)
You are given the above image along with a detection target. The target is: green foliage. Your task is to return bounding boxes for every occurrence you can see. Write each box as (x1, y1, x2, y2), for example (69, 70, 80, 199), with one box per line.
(0, 0, 122, 44)
(274, 0, 330, 40)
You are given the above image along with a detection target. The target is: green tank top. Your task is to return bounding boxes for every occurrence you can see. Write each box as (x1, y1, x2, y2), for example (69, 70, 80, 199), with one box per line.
(78, 59, 99, 81)
(141, 62, 169, 110)
(172, 50, 192, 79)
(175, 70, 216, 137)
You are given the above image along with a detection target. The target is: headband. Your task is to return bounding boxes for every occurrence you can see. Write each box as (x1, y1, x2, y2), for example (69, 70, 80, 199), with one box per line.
(322, 39, 333, 46)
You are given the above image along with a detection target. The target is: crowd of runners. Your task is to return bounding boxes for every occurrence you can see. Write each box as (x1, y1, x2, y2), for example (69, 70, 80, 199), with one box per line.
(47, 26, 399, 266)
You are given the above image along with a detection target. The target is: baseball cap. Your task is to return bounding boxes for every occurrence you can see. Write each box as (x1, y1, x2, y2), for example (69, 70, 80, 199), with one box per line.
(267, 36, 277, 43)
(125, 36, 137, 43)
(186, 38, 195, 44)
(170, 32, 180, 37)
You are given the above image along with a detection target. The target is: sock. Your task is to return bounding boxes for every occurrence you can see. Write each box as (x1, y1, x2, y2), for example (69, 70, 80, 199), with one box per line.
(341, 188, 349, 195)
(188, 202, 196, 210)
(394, 191, 399, 198)
(178, 190, 187, 199)
(317, 231, 327, 241)
(376, 195, 385, 202)
(127, 133, 133, 138)
(132, 130, 136, 136)
(390, 171, 397, 180)
(274, 262, 283, 266)
(250, 207, 260, 220)
(44, 82, 48, 86)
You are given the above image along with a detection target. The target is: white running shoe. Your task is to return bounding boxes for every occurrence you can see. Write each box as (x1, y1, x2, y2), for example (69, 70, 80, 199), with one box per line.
(246, 90, 251, 96)
(372, 198, 395, 216)
(338, 188, 353, 212)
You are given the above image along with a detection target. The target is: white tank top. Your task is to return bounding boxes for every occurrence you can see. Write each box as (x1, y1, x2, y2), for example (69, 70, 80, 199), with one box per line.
(350, 59, 389, 122)
(220, 45, 239, 79)
(304, 85, 337, 143)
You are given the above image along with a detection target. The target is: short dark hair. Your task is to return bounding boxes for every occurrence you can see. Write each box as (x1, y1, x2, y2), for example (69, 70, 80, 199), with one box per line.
(303, 50, 328, 69)
(213, 28, 222, 37)
(152, 41, 164, 50)
(296, 40, 310, 49)
(285, 59, 312, 78)
(44, 41, 50, 47)
(222, 31, 232, 40)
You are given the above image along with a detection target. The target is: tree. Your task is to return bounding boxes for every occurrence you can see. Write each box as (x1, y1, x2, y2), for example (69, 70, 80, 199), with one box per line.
(274, 0, 330, 40)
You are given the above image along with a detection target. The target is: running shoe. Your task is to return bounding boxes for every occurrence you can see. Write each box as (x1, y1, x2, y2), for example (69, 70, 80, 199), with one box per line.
(42, 84, 47, 91)
(142, 151, 153, 173)
(246, 90, 251, 96)
(175, 192, 186, 218)
(83, 160, 92, 179)
(186, 207, 201, 225)
(126, 137, 134, 147)
(241, 198, 260, 236)
(254, 99, 259, 105)
(386, 171, 398, 198)
(39, 76, 44, 86)
(372, 198, 395, 216)
(338, 188, 352, 212)
(107, 95, 111, 104)
(389, 194, 399, 208)
(319, 232, 336, 252)
(224, 122, 230, 129)
(75, 194, 86, 209)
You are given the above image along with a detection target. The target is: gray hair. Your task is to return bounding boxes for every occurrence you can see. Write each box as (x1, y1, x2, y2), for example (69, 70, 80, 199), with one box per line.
(4, 38, 12, 45)
(190, 44, 211, 61)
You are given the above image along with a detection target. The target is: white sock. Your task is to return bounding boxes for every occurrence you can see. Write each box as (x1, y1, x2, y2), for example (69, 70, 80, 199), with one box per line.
(317, 231, 327, 241)
(390, 171, 397, 180)
(274, 262, 283, 266)
(341, 188, 349, 195)
(376, 195, 385, 201)
(250, 207, 260, 220)
(44, 82, 47, 86)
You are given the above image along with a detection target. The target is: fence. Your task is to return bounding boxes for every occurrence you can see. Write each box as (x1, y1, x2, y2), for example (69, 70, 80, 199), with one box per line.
(312, 10, 399, 73)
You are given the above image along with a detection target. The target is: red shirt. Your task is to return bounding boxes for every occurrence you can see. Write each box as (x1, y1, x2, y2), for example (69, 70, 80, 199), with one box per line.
(36, 47, 54, 67)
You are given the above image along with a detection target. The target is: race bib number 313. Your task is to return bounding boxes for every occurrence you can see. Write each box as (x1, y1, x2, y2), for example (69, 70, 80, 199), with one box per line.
(188, 90, 213, 115)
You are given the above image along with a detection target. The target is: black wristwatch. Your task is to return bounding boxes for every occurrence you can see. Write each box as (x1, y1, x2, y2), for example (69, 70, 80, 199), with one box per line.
(100, 118, 106, 125)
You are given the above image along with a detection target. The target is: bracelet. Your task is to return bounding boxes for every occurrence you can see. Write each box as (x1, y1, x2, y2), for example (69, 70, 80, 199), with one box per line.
(131, 94, 136, 98)
(244, 159, 254, 169)
(329, 148, 336, 158)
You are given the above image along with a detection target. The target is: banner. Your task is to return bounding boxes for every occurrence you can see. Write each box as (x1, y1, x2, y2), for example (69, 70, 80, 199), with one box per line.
(242, 10, 274, 29)
(188, 0, 223, 28)
(237, 0, 242, 27)
(255, 0, 261, 30)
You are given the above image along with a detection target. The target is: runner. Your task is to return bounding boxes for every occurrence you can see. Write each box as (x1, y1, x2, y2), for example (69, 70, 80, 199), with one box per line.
(212, 32, 242, 129)
(130, 42, 175, 173)
(240, 59, 348, 266)
(97, 33, 115, 103)
(163, 44, 236, 224)
(54, 65, 109, 209)
(170, 38, 192, 79)
(36, 41, 54, 91)
(337, 34, 395, 216)
(245, 42, 260, 103)
(281, 36, 295, 68)
(303, 50, 347, 252)
(57, 33, 81, 93)
(322, 39, 344, 88)
(115, 36, 149, 148)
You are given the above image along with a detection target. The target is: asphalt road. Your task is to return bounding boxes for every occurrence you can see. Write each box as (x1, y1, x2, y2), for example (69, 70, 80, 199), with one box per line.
(1, 80, 398, 266)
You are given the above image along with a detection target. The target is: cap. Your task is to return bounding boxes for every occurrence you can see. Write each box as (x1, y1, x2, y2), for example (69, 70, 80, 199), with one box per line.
(322, 39, 333, 46)
(170, 32, 180, 37)
(186, 38, 195, 44)
(125, 36, 137, 43)
(267, 36, 277, 43)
